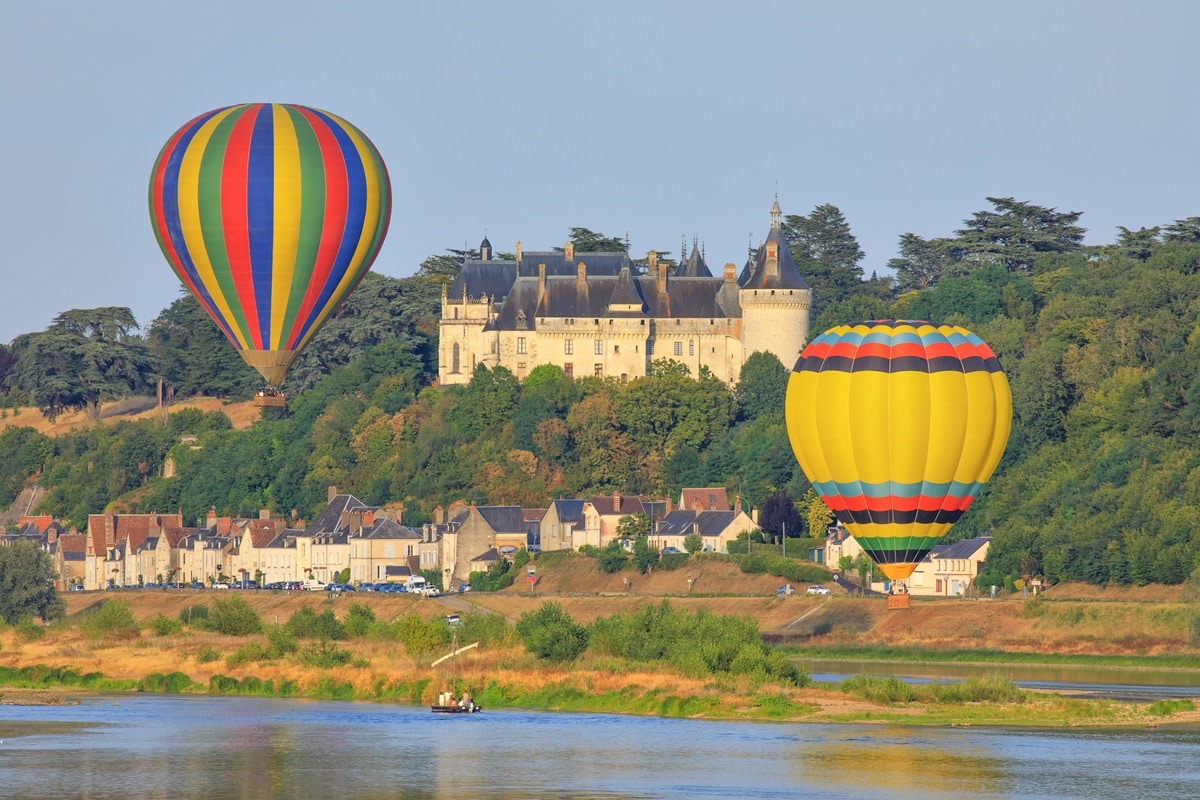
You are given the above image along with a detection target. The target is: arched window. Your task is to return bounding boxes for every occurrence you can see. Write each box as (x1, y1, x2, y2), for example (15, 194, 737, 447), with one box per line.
(452, 343, 461, 373)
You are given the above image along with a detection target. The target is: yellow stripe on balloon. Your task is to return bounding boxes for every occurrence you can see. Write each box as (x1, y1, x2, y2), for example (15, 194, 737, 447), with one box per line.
(177, 107, 248, 349)
(270, 104, 302, 351)
(291, 114, 381, 353)
(981, 371, 1013, 481)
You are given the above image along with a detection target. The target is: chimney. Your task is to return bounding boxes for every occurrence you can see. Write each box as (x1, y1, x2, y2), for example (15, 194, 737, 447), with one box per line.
(364, 510, 375, 527)
(206, 508, 217, 529)
(724, 262, 736, 283)
(612, 491, 621, 511)
(327, 485, 338, 503)
(538, 263, 546, 298)
(655, 252, 667, 294)
(515, 240, 523, 261)
(576, 261, 587, 286)
(564, 241, 575, 261)
(434, 505, 445, 525)
(751, 505, 759, 524)
(259, 508, 270, 520)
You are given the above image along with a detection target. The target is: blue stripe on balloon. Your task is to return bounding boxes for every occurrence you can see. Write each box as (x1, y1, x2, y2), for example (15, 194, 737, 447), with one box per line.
(246, 105, 275, 349)
(812, 478, 980, 500)
(291, 109, 367, 346)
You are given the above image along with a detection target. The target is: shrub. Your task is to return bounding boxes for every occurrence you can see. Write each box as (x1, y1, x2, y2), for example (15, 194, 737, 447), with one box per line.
(516, 602, 588, 662)
(149, 614, 184, 636)
(343, 603, 376, 638)
(226, 642, 271, 667)
(840, 674, 917, 704)
(16, 616, 46, 641)
(393, 614, 449, 654)
(82, 599, 139, 639)
(461, 611, 518, 648)
(208, 596, 263, 636)
(300, 641, 353, 668)
(1189, 614, 1200, 647)
(179, 605, 210, 628)
(597, 541, 628, 574)
(194, 645, 221, 663)
(1147, 698, 1196, 716)
(285, 606, 345, 640)
(138, 671, 196, 693)
(265, 625, 298, 657)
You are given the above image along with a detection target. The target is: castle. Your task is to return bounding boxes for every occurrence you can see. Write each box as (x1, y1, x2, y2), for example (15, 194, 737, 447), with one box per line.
(438, 200, 811, 386)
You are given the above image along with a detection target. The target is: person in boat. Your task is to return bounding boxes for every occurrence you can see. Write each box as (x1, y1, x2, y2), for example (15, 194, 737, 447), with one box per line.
(461, 691, 472, 709)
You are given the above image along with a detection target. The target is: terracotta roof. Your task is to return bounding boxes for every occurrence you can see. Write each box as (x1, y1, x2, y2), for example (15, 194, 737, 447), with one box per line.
(680, 488, 729, 511)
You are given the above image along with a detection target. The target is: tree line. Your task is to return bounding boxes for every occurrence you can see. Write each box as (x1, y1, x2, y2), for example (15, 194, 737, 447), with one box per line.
(3, 198, 1200, 588)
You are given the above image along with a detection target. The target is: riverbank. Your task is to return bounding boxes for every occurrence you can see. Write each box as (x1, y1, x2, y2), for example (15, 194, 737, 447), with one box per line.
(4, 592, 1200, 729)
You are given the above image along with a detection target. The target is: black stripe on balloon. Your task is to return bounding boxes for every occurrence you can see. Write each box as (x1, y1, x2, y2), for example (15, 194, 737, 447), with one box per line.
(837, 508, 966, 526)
(794, 353, 1005, 375)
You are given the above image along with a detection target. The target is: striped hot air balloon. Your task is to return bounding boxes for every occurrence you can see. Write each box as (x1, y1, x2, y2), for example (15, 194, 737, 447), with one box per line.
(149, 103, 391, 385)
(785, 320, 1012, 582)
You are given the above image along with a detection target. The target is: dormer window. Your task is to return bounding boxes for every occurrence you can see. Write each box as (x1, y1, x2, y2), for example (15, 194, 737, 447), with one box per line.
(517, 311, 527, 330)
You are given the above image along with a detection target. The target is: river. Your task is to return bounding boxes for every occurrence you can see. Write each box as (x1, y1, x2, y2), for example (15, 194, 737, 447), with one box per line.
(1, 694, 1198, 799)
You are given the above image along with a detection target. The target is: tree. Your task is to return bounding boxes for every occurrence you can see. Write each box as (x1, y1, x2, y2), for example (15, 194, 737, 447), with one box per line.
(1163, 217, 1200, 243)
(416, 247, 481, 281)
(683, 532, 704, 554)
(758, 491, 802, 542)
(735, 352, 787, 423)
(10, 307, 154, 420)
(632, 535, 659, 574)
(802, 491, 833, 539)
(562, 228, 627, 253)
(0, 541, 64, 624)
(783, 204, 865, 314)
(207, 595, 263, 636)
(617, 513, 651, 539)
(954, 197, 1085, 273)
(1116, 226, 1160, 262)
(515, 601, 588, 662)
(888, 233, 960, 292)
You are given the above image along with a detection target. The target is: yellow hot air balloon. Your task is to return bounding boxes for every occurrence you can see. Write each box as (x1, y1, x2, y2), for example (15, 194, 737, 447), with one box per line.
(785, 320, 1011, 581)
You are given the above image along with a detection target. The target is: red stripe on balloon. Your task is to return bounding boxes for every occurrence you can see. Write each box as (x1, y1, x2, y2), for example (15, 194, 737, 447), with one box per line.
(221, 108, 261, 348)
(855, 342, 890, 359)
(889, 342, 926, 359)
(286, 108, 349, 349)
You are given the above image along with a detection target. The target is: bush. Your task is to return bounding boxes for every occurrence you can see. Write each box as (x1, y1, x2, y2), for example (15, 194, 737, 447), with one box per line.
(179, 605, 210, 628)
(737, 551, 831, 583)
(392, 614, 449, 654)
(1190, 614, 1200, 647)
(138, 671, 196, 693)
(208, 596, 263, 636)
(194, 645, 221, 663)
(285, 606, 345, 640)
(149, 614, 184, 636)
(840, 674, 917, 704)
(82, 599, 139, 639)
(266, 625, 298, 657)
(516, 602, 588, 662)
(461, 611, 518, 648)
(343, 603, 376, 638)
(597, 541, 628, 573)
(16, 616, 46, 641)
(226, 642, 271, 667)
(300, 641, 353, 668)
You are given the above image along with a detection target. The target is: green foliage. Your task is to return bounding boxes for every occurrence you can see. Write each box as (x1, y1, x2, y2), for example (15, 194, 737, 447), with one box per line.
(632, 536, 660, 574)
(149, 614, 183, 636)
(460, 611, 519, 648)
(840, 674, 918, 704)
(516, 602, 589, 662)
(392, 613, 449, 654)
(683, 533, 703, 554)
(194, 645, 221, 663)
(469, 560, 516, 592)
(1147, 698, 1196, 716)
(343, 603, 376, 638)
(299, 641, 354, 668)
(137, 671, 197, 693)
(226, 642, 272, 667)
(207, 596, 263, 636)
(285, 607, 345, 641)
(597, 540, 629, 573)
(0, 541, 64, 624)
(0, 427, 52, 508)
(735, 352, 788, 423)
(179, 605, 209, 627)
(737, 551, 831, 583)
(16, 615, 47, 641)
(82, 598, 138, 638)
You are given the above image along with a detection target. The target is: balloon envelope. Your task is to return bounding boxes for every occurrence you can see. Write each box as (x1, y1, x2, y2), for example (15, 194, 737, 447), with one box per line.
(149, 103, 391, 385)
(785, 320, 1011, 581)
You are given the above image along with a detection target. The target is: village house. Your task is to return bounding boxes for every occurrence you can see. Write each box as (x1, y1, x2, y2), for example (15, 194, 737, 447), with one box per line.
(539, 499, 585, 552)
(86, 512, 184, 589)
(678, 487, 730, 512)
(651, 509, 758, 554)
(907, 538, 992, 597)
(446, 505, 528, 586)
(576, 493, 666, 550)
(350, 517, 423, 584)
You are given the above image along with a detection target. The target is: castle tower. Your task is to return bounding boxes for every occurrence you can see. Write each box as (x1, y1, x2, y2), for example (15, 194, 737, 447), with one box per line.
(738, 198, 811, 370)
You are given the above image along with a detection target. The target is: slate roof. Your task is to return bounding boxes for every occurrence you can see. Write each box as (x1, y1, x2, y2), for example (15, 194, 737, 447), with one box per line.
(550, 499, 586, 524)
(925, 537, 991, 562)
(740, 226, 809, 290)
(677, 243, 713, 278)
(359, 518, 422, 540)
(586, 495, 652, 517)
(309, 494, 373, 535)
(476, 506, 528, 534)
(655, 510, 741, 537)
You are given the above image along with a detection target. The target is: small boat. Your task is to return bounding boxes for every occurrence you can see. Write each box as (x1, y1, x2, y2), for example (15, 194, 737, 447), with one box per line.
(431, 702, 482, 714)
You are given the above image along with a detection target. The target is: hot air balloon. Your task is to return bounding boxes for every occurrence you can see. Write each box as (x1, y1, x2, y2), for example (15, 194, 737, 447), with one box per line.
(148, 103, 391, 391)
(785, 320, 1011, 583)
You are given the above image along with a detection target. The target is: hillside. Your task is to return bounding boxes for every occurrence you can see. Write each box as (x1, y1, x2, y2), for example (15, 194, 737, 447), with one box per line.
(1, 396, 261, 436)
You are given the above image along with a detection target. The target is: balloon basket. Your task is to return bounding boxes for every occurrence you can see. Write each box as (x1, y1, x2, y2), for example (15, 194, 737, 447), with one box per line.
(254, 393, 287, 408)
(887, 594, 910, 610)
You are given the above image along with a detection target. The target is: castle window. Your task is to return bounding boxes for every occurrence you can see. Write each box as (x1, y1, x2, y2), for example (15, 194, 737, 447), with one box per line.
(646, 341, 654, 356)
(594, 364, 603, 377)
(635, 345, 639, 353)
(689, 340, 694, 356)
(565, 339, 574, 355)
(452, 343, 461, 373)
(674, 341, 682, 356)
(594, 339, 603, 355)
(614, 345, 619, 354)
(454, 308, 458, 319)
(490, 341, 497, 354)
(517, 337, 527, 354)
(621, 373, 628, 384)
(517, 311, 527, 330)
(564, 363, 573, 378)
(640, 319, 645, 325)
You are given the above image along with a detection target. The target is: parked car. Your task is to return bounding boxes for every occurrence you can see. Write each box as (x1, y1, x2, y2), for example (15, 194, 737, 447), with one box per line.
(806, 585, 830, 595)
(326, 583, 356, 593)
(445, 614, 462, 627)
(69, 585, 85, 592)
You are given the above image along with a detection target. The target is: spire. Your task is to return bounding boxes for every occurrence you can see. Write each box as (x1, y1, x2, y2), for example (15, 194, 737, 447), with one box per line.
(770, 193, 782, 231)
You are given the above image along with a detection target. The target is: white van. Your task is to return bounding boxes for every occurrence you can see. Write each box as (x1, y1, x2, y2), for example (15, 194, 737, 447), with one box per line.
(301, 579, 327, 591)
(404, 576, 428, 593)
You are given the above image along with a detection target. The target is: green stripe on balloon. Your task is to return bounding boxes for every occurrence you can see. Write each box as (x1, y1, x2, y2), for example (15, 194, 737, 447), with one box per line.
(282, 105, 326, 346)
(855, 536, 946, 558)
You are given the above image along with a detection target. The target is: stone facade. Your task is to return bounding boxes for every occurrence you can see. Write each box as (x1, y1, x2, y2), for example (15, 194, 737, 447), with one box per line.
(439, 201, 811, 387)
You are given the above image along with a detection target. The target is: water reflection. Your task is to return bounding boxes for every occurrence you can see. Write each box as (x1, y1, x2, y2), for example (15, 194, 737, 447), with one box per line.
(1, 695, 1199, 800)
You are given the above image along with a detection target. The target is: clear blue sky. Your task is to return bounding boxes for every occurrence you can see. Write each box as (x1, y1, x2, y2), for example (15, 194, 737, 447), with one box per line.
(2, 0, 1197, 344)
